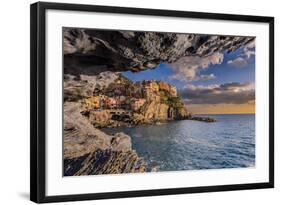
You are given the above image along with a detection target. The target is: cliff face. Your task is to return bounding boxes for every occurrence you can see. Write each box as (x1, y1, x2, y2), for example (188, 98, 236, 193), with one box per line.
(140, 90, 189, 121)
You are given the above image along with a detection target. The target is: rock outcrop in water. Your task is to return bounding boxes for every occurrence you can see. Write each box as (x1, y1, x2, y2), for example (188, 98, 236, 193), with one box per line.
(190, 116, 216, 123)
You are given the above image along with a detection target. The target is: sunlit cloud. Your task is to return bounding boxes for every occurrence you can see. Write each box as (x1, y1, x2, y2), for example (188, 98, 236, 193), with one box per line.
(241, 39, 255, 59)
(168, 52, 223, 81)
(227, 57, 248, 67)
(199, 73, 216, 81)
(227, 39, 255, 67)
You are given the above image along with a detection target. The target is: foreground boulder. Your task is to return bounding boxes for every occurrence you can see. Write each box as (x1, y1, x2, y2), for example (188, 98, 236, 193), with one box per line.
(64, 149, 145, 176)
(64, 102, 146, 175)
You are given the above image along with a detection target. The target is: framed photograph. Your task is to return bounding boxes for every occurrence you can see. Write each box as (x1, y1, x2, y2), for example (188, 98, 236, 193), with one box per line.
(30, 2, 274, 203)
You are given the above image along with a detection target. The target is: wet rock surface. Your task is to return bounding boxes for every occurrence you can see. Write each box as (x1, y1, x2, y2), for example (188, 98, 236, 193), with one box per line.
(190, 116, 216, 123)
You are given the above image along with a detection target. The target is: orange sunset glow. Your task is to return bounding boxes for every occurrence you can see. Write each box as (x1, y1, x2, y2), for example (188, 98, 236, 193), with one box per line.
(187, 102, 255, 115)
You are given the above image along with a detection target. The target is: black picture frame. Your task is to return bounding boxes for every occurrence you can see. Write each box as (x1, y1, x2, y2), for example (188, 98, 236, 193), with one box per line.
(30, 1, 274, 203)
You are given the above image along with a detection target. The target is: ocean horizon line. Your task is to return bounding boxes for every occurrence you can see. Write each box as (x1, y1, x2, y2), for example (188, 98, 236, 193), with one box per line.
(193, 113, 255, 115)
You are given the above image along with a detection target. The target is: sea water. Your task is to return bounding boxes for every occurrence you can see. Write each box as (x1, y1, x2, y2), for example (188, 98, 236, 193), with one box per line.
(102, 114, 255, 172)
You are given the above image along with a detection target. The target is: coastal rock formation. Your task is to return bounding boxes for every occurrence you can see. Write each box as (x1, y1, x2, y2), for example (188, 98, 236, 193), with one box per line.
(64, 28, 254, 74)
(72, 73, 190, 128)
(140, 98, 188, 121)
(142, 102, 169, 120)
(64, 69, 190, 126)
(64, 102, 146, 175)
(64, 149, 146, 176)
(64, 71, 119, 101)
(190, 116, 216, 123)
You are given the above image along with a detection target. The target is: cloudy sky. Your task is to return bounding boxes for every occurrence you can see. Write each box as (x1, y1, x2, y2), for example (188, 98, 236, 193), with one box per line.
(122, 38, 255, 114)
